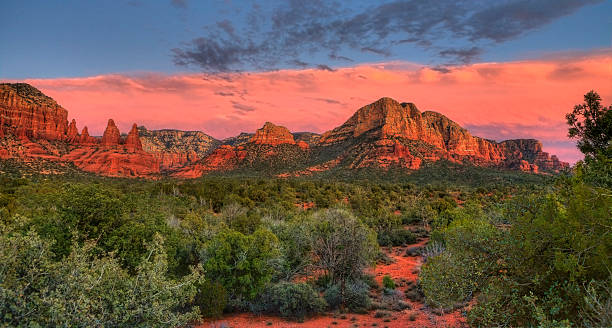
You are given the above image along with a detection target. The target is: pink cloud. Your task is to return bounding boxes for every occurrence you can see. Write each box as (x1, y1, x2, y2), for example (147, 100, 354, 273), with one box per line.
(19, 50, 612, 164)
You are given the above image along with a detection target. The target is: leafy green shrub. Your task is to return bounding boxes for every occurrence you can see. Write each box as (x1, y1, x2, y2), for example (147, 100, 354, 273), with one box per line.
(420, 218, 501, 310)
(343, 280, 372, 312)
(0, 231, 201, 328)
(382, 275, 395, 290)
(581, 277, 612, 328)
(324, 284, 342, 309)
(195, 280, 227, 318)
(258, 282, 326, 320)
(323, 280, 372, 313)
(202, 228, 280, 300)
(378, 228, 416, 247)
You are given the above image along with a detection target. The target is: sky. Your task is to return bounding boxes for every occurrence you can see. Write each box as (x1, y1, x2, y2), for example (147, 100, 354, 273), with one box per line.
(1, 0, 611, 163)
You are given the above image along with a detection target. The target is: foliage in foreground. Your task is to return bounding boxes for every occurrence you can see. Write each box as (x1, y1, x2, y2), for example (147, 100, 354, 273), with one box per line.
(0, 229, 201, 328)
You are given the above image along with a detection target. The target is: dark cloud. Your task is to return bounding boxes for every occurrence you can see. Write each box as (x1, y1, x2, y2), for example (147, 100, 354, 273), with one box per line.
(290, 59, 309, 68)
(361, 47, 391, 57)
(316, 64, 336, 72)
(438, 47, 483, 64)
(431, 66, 452, 74)
(310, 97, 341, 104)
(548, 65, 584, 80)
(215, 91, 235, 97)
(232, 101, 256, 113)
(173, 0, 603, 72)
(329, 54, 354, 62)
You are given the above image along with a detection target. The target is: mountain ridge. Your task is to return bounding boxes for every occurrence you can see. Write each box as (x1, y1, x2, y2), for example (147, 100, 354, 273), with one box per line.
(0, 83, 569, 178)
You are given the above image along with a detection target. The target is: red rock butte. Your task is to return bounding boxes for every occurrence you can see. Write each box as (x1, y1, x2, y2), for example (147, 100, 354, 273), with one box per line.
(250, 122, 297, 145)
(0, 83, 569, 178)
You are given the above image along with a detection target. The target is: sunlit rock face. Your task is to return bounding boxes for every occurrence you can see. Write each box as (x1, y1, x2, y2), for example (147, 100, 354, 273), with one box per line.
(0, 83, 68, 140)
(250, 122, 296, 145)
(317, 97, 569, 172)
(0, 83, 569, 178)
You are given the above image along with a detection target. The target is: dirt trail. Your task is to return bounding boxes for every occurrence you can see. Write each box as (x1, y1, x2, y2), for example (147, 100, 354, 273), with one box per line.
(198, 237, 466, 328)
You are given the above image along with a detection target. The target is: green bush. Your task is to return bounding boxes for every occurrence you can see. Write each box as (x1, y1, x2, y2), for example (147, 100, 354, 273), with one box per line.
(378, 228, 416, 247)
(344, 280, 372, 312)
(258, 282, 326, 319)
(0, 231, 201, 328)
(195, 280, 227, 318)
(421, 178, 612, 326)
(382, 275, 395, 290)
(323, 284, 342, 309)
(322, 280, 371, 312)
(202, 228, 280, 300)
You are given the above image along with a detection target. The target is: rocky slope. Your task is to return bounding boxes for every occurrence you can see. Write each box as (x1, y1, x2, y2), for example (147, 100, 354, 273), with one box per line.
(314, 97, 568, 173)
(0, 83, 569, 178)
(173, 122, 310, 178)
(138, 127, 219, 171)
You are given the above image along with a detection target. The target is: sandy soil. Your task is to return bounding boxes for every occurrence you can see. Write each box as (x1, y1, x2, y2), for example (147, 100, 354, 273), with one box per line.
(197, 237, 467, 328)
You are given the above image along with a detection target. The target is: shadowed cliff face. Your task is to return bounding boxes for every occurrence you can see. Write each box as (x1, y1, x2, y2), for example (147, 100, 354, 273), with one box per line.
(0, 83, 569, 178)
(137, 126, 220, 171)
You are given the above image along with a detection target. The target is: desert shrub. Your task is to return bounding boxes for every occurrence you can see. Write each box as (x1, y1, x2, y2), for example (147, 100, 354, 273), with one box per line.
(421, 177, 612, 326)
(378, 228, 416, 247)
(361, 273, 380, 291)
(380, 289, 410, 311)
(0, 231, 201, 328)
(323, 280, 371, 313)
(404, 281, 424, 303)
(421, 219, 500, 310)
(323, 284, 342, 309)
(310, 208, 378, 290)
(581, 277, 612, 328)
(258, 282, 326, 320)
(374, 310, 391, 318)
(266, 218, 312, 280)
(404, 245, 423, 257)
(364, 212, 415, 247)
(195, 280, 227, 318)
(343, 280, 372, 312)
(382, 275, 395, 290)
(201, 228, 280, 300)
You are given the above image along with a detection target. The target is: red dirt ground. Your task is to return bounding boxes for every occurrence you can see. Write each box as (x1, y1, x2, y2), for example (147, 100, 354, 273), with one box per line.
(197, 238, 467, 328)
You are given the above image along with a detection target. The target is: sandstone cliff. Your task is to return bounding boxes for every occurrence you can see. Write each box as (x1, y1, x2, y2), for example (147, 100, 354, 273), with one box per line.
(0, 83, 68, 140)
(316, 97, 569, 173)
(250, 122, 296, 145)
(0, 83, 570, 179)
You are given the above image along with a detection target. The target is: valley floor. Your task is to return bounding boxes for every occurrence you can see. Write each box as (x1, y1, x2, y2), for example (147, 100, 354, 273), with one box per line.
(198, 237, 466, 328)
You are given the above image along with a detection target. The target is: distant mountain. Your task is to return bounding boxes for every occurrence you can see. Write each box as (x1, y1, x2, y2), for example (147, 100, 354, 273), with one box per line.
(138, 126, 219, 171)
(0, 83, 569, 178)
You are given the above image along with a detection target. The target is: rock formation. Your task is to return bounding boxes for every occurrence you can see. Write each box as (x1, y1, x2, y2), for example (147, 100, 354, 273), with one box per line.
(222, 132, 254, 147)
(138, 126, 219, 170)
(66, 119, 79, 143)
(0, 83, 570, 178)
(79, 126, 96, 144)
(318, 97, 569, 173)
(0, 83, 68, 140)
(250, 122, 296, 145)
(101, 119, 121, 146)
(124, 123, 143, 152)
